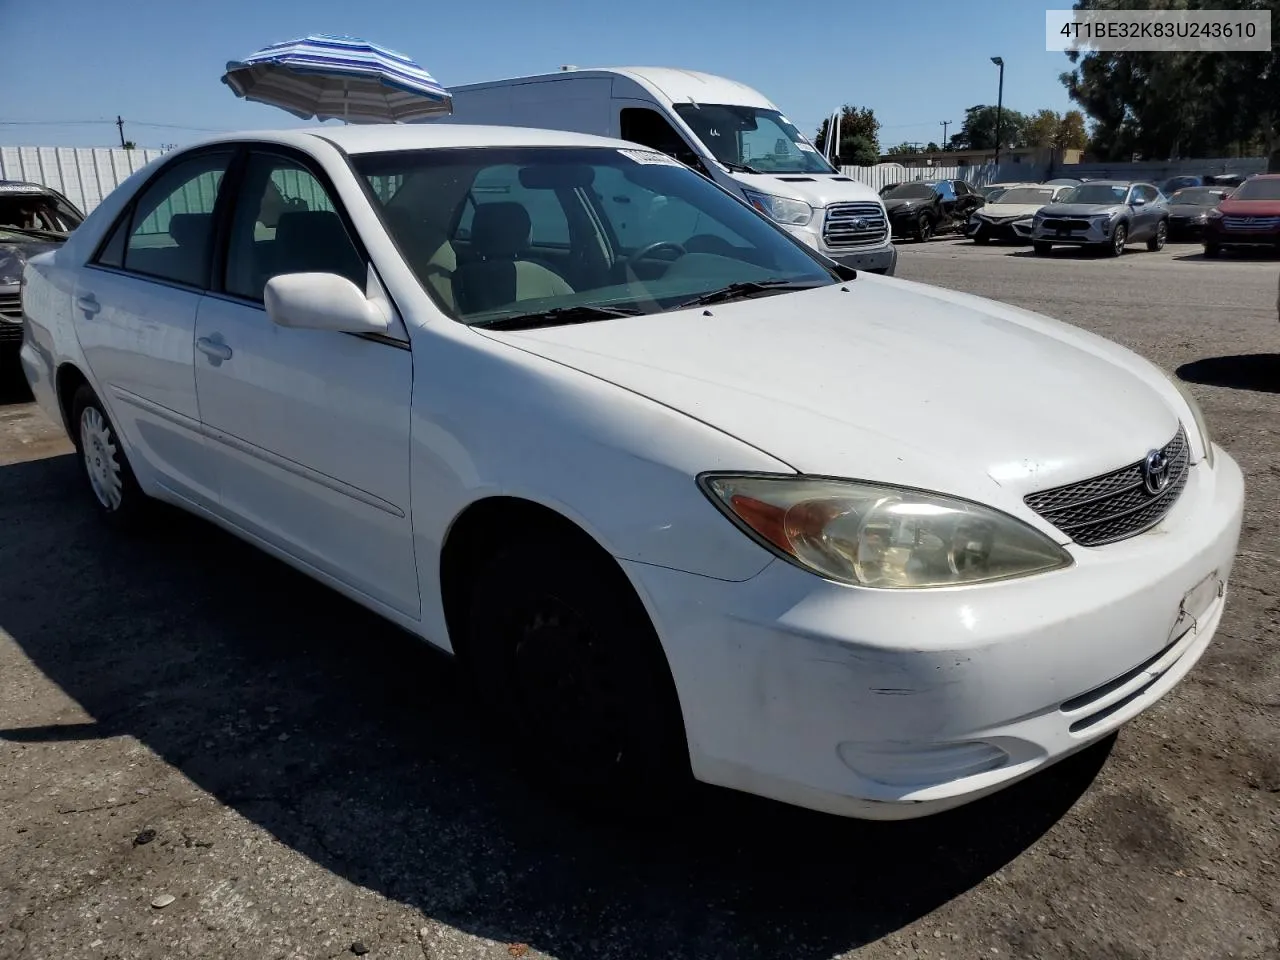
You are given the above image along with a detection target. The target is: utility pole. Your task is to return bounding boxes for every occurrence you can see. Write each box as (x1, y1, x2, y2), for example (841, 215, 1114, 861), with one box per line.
(990, 57, 1005, 168)
(116, 116, 126, 149)
(941, 120, 951, 147)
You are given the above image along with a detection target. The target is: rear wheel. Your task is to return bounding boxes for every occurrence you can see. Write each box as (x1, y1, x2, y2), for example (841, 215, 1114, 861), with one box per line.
(70, 384, 148, 527)
(464, 532, 690, 816)
(1147, 220, 1168, 252)
(1033, 241, 1053, 256)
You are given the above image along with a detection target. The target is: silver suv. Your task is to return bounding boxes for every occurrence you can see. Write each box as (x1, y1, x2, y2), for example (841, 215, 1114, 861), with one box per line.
(1031, 181, 1169, 257)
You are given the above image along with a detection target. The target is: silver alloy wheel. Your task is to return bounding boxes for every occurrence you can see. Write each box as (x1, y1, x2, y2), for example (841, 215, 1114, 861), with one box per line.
(80, 407, 123, 510)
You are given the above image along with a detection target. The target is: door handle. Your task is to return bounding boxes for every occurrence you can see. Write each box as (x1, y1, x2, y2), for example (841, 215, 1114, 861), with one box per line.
(196, 336, 233, 363)
(76, 294, 100, 316)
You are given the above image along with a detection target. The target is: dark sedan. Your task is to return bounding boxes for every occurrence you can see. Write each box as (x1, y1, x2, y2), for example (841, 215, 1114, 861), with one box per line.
(1165, 187, 1232, 241)
(0, 181, 85, 357)
(883, 179, 984, 241)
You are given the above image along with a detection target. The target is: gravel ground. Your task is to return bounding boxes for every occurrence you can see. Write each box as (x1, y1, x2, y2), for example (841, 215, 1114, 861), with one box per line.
(1, 239, 1278, 960)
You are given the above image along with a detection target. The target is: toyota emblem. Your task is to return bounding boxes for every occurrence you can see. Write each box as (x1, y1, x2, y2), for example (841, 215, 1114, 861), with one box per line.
(852, 217, 868, 231)
(1142, 448, 1171, 495)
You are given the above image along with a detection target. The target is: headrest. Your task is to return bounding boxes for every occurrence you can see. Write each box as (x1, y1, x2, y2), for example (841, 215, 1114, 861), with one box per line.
(168, 212, 210, 248)
(470, 202, 531, 259)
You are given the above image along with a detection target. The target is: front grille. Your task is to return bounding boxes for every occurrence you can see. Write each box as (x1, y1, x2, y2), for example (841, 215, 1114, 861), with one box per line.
(1222, 215, 1280, 231)
(1024, 427, 1189, 547)
(1041, 217, 1091, 232)
(824, 202, 888, 248)
(0, 291, 20, 322)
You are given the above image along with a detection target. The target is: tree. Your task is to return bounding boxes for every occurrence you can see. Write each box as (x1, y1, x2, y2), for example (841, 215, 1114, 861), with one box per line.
(814, 105, 881, 163)
(1025, 109, 1061, 148)
(1060, 0, 1280, 160)
(949, 104, 1029, 151)
(1055, 110, 1088, 150)
(885, 142, 921, 156)
(925, 141, 941, 152)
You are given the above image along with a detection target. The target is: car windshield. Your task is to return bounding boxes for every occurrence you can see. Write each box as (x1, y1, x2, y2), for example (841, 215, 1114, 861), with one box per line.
(0, 193, 82, 235)
(355, 146, 838, 326)
(1230, 178, 1280, 201)
(672, 104, 836, 174)
(1061, 184, 1128, 204)
(996, 187, 1056, 204)
(1170, 187, 1225, 206)
(884, 183, 936, 200)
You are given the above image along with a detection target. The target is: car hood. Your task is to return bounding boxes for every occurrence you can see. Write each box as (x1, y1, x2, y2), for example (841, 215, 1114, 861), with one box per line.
(476, 277, 1184, 523)
(1218, 198, 1280, 216)
(731, 172, 882, 209)
(1038, 202, 1124, 217)
(883, 196, 935, 214)
(977, 201, 1044, 219)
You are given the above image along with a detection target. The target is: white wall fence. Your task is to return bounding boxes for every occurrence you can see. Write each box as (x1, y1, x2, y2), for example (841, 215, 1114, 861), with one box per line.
(0, 147, 167, 215)
(2, 146, 1273, 217)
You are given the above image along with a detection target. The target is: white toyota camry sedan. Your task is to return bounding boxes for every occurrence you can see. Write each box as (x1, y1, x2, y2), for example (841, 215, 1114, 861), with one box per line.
(20, 125, 1244, 819)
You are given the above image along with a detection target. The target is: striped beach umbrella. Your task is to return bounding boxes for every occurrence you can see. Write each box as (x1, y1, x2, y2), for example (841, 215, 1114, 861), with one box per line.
(222, 35, 451, 123)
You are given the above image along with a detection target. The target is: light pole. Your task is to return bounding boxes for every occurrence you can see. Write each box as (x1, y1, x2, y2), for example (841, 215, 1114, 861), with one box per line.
(941, 120, 951, 148)
(990, 56, 1004, 169)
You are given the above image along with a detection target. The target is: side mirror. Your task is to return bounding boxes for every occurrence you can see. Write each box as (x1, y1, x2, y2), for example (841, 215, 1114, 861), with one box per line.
(1131, 196, 1146, 207)
(264, 273, 390, 334)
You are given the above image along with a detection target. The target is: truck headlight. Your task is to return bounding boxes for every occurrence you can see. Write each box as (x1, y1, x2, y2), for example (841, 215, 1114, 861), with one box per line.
(742, 190, 813, 226)
(700, 474, 1071, 588)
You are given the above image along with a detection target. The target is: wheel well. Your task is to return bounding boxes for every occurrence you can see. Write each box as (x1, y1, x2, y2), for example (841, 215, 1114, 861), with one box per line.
(439, 497, 633, 659)
(55, 363, 89, 438)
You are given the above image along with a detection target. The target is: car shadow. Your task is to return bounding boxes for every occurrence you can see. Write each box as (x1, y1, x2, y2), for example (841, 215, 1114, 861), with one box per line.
(0, 454, 1111, 959)
(1177, 354, 1280, 394)
(1172, 249, 1280, 263)
(0, 352, 34, 406)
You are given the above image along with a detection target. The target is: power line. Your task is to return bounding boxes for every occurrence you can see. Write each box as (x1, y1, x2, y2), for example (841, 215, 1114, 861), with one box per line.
(0, 118, 229, 132)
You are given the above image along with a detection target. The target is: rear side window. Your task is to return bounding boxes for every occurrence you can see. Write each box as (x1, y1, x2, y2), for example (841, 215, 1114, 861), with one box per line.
(456, 164, 570, 245)
(117, 152, 231, 288)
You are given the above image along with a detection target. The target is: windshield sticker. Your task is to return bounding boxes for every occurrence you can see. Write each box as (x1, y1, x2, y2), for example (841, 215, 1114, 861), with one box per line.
(618, 148, 683, 167)
(796, 142, 818, 152)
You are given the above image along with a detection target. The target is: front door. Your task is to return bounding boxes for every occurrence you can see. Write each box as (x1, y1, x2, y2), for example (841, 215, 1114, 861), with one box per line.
(193, 147, 419, 618)
(73, 149, 233, 508)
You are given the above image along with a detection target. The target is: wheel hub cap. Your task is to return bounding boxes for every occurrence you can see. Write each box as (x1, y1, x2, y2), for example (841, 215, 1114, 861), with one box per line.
(80, 408, 123, 510)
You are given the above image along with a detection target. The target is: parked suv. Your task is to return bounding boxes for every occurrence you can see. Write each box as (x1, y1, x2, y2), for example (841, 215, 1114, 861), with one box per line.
(884, 179, 984, 241)
(1032, 181, 1168, 257)
(1202, 174, 1280, 257)
(0, 181, 85, 358)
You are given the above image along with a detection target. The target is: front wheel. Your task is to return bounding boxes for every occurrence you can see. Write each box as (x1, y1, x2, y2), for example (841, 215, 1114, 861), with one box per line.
(71, 384, 148, 527)
(1106, 223, 1128, 257)
(973, 233, 990, 245)
(1147, 220, 1168, 252)
(1204, 242, 1220, 259)
(1033, 240, 1053, 255)
(917, 215, 933, 242)
(464, 532, 690, 815)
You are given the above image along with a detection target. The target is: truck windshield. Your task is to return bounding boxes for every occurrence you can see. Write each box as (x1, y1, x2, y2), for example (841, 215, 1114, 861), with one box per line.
(673, 104, 836, 175)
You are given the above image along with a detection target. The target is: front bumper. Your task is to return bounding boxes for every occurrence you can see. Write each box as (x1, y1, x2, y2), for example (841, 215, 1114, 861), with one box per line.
(1205, 222, 1280, 247)
(1167, 216, 1208, 240)
(1032, 217, 1116, 246)
(967, 217, 1035, 242)
(625, 448, 1244, 819)
(781, 224, 897, 276)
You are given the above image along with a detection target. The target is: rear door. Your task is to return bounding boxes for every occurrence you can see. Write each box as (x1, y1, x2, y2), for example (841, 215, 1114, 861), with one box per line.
(193, 146, 419, 617)
(73, 148, 233, 508)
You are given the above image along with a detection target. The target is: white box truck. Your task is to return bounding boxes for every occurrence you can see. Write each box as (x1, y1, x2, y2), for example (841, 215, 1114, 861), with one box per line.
(431, 67, 897, 275)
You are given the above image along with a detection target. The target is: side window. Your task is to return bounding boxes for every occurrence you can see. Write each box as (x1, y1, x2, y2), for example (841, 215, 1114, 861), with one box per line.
(454, 165, 569, 246)
(95, 214, 130, 269)
(1142, 185, 1160, 203)
(590, 164, 748, 251)
(954, 181, 971, 196)
(224, 153, 366, 302)
(619, 108, 705, 173)
(119, 152, 230, 288)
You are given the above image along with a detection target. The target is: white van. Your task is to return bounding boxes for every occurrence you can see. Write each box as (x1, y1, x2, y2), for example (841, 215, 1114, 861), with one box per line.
(434, 66, 897, 275)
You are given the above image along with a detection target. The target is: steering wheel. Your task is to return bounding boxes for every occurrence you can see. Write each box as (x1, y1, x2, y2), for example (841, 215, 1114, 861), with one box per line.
(624, 240, 687, 271)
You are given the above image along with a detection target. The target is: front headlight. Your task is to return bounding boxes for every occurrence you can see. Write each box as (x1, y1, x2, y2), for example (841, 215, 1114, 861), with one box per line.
(1166, 375, 1215, 467)
(0, 274, 20, 287)
(700, 474, 1072, 588)
(742, 190, 813, 226)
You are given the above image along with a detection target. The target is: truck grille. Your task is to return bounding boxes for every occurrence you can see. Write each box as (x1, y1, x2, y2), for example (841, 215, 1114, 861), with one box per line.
(823, 202, 888, 248)
(0, 292, 21, 341)
(1222, 215, 1280, 231)
(1023, 427, 1189, 547)
(1041, 218, 1091, 232)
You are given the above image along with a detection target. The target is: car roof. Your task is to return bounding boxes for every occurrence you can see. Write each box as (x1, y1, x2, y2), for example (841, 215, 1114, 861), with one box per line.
(189, 123, 646, 156)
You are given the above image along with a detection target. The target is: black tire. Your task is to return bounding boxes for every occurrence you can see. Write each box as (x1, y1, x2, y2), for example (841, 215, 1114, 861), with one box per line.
(917, 215, 934, 242)
(70, 384, 148, 527)
(1106, 222, 1128, 257)
(1203, 242, 1220, 259)
(973, 233, 990, 245)
(464, 532, 690, 816)
(1033, 240, 1053, 256)
(1147, 219, 1168, 252)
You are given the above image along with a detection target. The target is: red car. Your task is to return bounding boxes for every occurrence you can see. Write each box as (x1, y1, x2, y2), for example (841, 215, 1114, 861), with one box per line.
(1203, 174, 1280, 257)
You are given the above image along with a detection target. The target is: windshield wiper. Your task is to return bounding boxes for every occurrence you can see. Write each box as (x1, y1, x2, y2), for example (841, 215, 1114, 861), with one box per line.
(471, 304, 643, 331)
(676, 279, 827, 309)
(719, 159, 763, 175)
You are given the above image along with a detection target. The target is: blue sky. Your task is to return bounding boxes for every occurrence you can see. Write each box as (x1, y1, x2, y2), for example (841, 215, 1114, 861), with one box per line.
(3, 0, 1077, 150)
